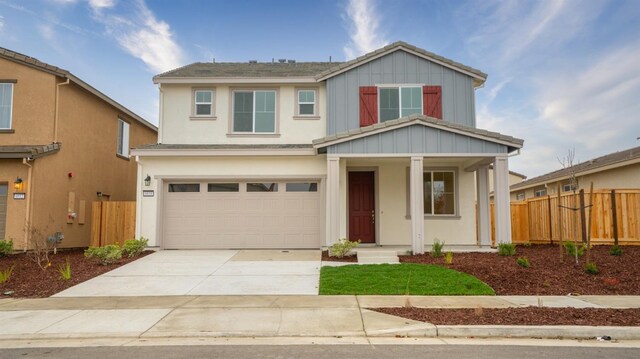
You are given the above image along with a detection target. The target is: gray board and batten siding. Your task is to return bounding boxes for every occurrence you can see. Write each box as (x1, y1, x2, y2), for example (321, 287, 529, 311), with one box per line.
(326, 125, 508, 155)
(326, 50, 477, 135)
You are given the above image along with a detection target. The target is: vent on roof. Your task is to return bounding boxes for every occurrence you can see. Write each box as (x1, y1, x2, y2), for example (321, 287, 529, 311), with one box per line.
(287, 59, 296, 64)
(249, 60, 258, 64)
(278, 59, 286, 63)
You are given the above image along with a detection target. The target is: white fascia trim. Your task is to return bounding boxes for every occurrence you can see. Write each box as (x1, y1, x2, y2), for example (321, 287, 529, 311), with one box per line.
(154, 77, 319, 84)
(316, 46, 486, 85)
(314, 119, 522, 150)
(154, 174, 327, 180)
(510, 157, 640, 192)
(327, 153, 509, 159)
(131, 148, 317, 157)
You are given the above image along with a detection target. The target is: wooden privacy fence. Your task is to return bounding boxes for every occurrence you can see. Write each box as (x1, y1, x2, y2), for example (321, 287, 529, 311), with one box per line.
(90, 201, 136, 247)
(489, 189, 640, 245)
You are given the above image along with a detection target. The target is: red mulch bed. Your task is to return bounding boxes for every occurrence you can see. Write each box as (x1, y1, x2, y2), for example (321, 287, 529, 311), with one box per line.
(322, 250, 358, 262)
(400, 244, 640, 295)
(373, 307, 640, 326)
(0, 249, 152, 298)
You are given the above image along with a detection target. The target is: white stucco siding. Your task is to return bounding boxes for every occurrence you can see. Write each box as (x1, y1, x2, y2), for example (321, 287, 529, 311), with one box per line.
(160, 84, 326, 144)
(137, 156, 327, 247)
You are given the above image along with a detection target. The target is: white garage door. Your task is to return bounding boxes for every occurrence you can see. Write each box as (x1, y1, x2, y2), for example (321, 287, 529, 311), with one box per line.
(163, 181, 321, 249)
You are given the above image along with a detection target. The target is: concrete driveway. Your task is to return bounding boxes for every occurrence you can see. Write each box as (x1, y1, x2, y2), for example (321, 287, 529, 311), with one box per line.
(54, 250, 321, 297)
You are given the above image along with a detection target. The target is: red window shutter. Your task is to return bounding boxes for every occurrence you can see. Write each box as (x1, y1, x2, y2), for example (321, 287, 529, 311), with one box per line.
(359, 86, 378, 127)
(423, 85, 442, 119)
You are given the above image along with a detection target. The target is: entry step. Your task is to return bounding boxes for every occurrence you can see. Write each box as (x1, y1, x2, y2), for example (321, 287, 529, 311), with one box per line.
(356, 250, 400, 264)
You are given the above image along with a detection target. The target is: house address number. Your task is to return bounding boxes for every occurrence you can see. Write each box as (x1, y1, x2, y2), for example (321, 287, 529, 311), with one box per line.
(13, 193, 26, 200)
(143, 190, 154, 197)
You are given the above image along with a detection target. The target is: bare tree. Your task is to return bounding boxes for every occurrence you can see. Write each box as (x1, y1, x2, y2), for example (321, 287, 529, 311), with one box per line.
(557, 149, 580, 265)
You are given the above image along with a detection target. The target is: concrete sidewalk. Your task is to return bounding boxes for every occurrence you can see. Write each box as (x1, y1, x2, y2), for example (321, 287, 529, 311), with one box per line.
(0, 295, 638, 341)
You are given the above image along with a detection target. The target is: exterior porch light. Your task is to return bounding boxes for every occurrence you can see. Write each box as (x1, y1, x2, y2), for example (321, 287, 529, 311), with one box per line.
(144, 174, 151, 187)
(14, 177, 23, 191)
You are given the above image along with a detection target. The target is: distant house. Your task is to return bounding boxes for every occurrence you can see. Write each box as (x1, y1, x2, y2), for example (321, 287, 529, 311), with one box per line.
(510, 146, 640, 201)
(0, 47, 157, 249)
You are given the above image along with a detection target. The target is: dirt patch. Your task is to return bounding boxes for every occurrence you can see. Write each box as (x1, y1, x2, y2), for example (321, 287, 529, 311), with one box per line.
(0, 249, 152, 298)
(322, 250, 358, 262)
(400, 245, 640, 295)
(372, 307, 640, 326)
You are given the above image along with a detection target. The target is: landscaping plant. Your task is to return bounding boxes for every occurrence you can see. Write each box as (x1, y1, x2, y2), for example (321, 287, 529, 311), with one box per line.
(516, 257, 530, 268)
(0, 239, 13, 257)
(328, 238, 360, 258)
(584, 262, 599, 275)
(0, 265, 15, 284)
(497, 242, 516, 256)
(84, 245, 123, 265)
(444, 251, 453, 265)
(122, 237, 149, 258)
(610, 245, 623, 256)
(430, 238, 445, 258)
(58, 257, 72, 281)
(563, 241, 585, 258)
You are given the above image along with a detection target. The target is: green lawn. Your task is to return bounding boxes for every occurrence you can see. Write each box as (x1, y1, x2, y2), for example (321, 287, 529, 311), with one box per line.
(319, 263, 495, 295)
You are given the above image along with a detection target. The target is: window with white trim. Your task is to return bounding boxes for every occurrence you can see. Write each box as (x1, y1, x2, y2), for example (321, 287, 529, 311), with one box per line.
(297, 89, 316, 116)
(379, 86, 422, 122)
(117, 119, 130, 157)
(233, 90, 276, 133)
(0, 83, 13, 129)
(562, 182, 576, 192)
(534, 187, 547, 197)
(194, 89, 214, 117)
(424, 171, 455, 215)
(516, 192, 525, 201)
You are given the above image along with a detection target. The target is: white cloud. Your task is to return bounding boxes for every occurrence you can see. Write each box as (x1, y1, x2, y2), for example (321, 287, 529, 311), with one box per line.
(91, 0, 185, 73)
(0, 15, 4, 33)
(38, 23, 55, 40)
(343, 0, 388, 60)
(88, 0, 115, 10)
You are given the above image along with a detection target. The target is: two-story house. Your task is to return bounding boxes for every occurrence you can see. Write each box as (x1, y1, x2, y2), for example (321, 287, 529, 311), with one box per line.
(132, 42, 523, 253)
(0, 47, 157, 249)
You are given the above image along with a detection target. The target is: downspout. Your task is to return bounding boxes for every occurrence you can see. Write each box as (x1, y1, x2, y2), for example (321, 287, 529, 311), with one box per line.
(22, 158, 34, 250)
(54, 78, 71, 143)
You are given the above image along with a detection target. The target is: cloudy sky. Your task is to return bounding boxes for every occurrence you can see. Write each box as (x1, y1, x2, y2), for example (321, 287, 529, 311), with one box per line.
(1, 0, 639, 177)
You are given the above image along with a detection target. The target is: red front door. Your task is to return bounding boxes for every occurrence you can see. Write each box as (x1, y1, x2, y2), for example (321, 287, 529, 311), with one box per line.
(348, 171, 375, 243)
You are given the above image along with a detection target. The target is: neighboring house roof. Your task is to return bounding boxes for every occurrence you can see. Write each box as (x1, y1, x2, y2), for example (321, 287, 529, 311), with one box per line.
(153, 41, 487, 87)
(0, 144, 62, 159)
(488, 165, 527, 180)
(0, 47, 157, 131)
(511, 146, 640, 191)
(312, 114, 523, 152)
(315, 41, 488, 87)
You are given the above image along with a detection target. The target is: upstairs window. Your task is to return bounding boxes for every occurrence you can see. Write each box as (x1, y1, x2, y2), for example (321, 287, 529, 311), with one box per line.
(233, 90, 276, 133)
(117, 119, 130, 157)
(379, 86, 422, 122)
(297, 89, 316, 116)
(193, 89, 214, 117)
(0, 83, 13, 129)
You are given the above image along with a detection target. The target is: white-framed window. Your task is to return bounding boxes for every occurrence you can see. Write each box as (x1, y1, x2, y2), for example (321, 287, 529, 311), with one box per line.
(296, 89, 316, 116)
(534, 187, 547, 197)
(117, 118, 130, 157)
(424, 170, 456, 215)
(379, 86, 422, 122)
(232, 90, 276, 133)
(0, 83, 14, 129)
(516, 192, 525, 201)
(562, 182, 577, 192)
(193, 89, 214, 117)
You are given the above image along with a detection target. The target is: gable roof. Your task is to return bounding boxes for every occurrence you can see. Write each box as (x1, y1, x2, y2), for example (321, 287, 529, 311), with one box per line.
(312, 114, 523, 152)
(315, 41, 488, 87)
(511, 146, 640, 191)
(154, 62, 338, 82)
(0, 47, 157, 131)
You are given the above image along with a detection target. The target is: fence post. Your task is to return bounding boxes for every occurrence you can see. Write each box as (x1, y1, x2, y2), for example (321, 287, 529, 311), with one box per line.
(611, 189, 619, 246)
(547, 195, 553, 244)
(579, 189, 587, 244)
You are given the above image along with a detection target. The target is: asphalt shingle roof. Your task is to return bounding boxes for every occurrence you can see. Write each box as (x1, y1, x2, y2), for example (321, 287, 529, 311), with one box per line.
(0, 144, 62, 159)
(154, 62, 340, 79)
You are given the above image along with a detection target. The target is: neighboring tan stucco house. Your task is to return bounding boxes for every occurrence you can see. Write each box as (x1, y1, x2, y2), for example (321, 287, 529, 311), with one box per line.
(510, 146, 640, 201)
(0, 47, 157, 250)
(133, 42, 523, 253)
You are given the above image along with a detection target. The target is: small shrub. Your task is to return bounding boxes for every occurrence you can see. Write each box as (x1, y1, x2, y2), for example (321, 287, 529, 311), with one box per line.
(497, 242, 516, 256)
(444, 251, 453, 265)
(122, 237, 149, 258)
(602, 277, 620, 289)
(610, 245, 623, 256)
(584, 262, 599, 275)
(563, 241, 585, 257)
(0, 239, 13, 257)
(516, 257, 530, 268)
(58, 257, 72, 281)
(328, 238, 360, 258)
(84, 245, 122, 265)
(430, 238, 445, 258)
(0, 265, 15, 284)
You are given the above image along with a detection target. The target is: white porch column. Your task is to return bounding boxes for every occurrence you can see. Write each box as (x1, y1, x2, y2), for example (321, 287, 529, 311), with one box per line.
(476, 165, 491, 247)
(410, 156, 425, 254)
(493, 156, 512, 244)
(326, 157, 341, 246)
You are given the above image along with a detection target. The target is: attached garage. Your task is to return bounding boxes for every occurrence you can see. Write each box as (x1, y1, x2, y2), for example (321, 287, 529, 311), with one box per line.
(162, 180, 322, 249)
